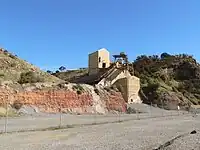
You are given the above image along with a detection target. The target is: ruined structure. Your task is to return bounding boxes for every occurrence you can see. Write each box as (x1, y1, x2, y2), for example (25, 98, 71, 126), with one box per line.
(78, 48, 141, 104)
(88, 48, 110, 75)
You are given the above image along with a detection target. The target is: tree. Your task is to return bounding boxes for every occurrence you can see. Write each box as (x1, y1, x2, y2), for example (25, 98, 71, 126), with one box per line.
(161, 52, 171, 59)
(136, 55, 148, 61)
(46, 70, 53, 74)
(59, 66, 66, 71)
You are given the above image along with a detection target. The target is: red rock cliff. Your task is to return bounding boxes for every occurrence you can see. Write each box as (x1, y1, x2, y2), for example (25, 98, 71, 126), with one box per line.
(0, 87, 126, 114)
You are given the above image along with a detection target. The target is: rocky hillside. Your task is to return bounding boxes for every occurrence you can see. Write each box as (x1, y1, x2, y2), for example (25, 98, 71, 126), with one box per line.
(0, 48, 61, 85)
(53, 68, 88, 82)
(0, 83, 126, 115)
(132, 53, 200, 110)
(0, 48, 126, 115)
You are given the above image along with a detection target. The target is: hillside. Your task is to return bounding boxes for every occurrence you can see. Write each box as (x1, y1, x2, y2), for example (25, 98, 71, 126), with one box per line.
(132, 53, 200, 110)
(0, 48, 126, 115)
(1, 46, 199, 112)
(0, 48, 61, 85)
(53, 68, 88, 82)
(52, 52, 200, 110)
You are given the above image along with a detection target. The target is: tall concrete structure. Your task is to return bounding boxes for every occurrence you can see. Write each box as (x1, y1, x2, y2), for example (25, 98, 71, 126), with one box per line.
(88, 48, 110, 75)
(112, 75, 140, 104)
(77, 49, 141, 104)
(98, 69, 141, 104)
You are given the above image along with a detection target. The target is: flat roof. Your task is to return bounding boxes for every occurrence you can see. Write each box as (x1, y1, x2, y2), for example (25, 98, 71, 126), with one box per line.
(88, 48, 109, 55)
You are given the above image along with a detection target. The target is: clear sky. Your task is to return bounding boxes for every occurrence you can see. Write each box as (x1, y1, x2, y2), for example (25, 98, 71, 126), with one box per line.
(1, 0, 200, 71)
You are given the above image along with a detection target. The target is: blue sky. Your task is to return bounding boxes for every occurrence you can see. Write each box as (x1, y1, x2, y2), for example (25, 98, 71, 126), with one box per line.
(0, 0, 200, 71)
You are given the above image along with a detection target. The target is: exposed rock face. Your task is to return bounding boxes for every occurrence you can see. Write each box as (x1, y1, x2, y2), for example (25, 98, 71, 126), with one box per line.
(0, 84, 126, 114)
(106, 91, 127, 112)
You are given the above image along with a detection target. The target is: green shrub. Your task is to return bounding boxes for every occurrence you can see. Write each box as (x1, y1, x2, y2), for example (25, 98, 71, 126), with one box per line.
(148, 82, 160, 90)
(94, 88, 100, 95)
(104, 87, 111, 92)
(72, 84, 84, 94)
(127, 107, 136, 114)
(13, 100, 23, 110)
(77, 90, 82, 95)
(0, 73, 4, 77)
(9, 54, 17, 59)
(72, 84, 84, 91)
(10, 63, 17, 67)
(18, 71, 44, 84)
(4, 50, 8, 54)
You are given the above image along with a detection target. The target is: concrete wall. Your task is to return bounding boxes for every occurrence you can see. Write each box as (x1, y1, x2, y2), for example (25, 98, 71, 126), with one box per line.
(98, 49, 110, 69)
(88, 51, 99, 75)
(98, 69, 131, 87)
(113, 77, 128, 102)
(110, 70, 131, 85)
(112, 75, 141, 104)
(88, 48, 110, 75)
(127, 76, 141, 104)
(99, 69, 141, 103)
(88, 49, 141, 104)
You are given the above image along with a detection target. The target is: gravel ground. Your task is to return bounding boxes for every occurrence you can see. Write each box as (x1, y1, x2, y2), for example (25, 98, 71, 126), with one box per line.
(164, 131, 200, 150)
(0, 115, 199, 150)
(0, 109, 185, 133)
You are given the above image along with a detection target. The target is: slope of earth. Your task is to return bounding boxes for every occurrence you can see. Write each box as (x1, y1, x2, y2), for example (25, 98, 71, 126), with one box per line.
(0, 48, 61, 84)
(0, 83, 126, 115)
(0, 48, 126, 115)
(53, 69, 88, 82)
(132, 53, 200, 110)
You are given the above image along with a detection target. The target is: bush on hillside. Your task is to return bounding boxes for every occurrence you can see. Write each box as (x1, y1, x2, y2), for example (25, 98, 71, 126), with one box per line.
(131, 52, 200, 109)
(4, 50, 8, 53)
(0, 73, 4, 77)
(76, 90, 82, 95)
(10, 63, 17, 67)
(161, 52, 171, 59)
(46, 70, 53, 74)
(59, 66, 66, 71)
(72, 84, 84, 95)
(18, 71, 44, 84)
(13, 100, 23, 110)
(94, 88, 100, 95)
(9, 54, 17, 59)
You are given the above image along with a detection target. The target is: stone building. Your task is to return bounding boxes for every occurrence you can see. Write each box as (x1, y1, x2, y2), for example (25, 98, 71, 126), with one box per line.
(88, 48, 142, 103)
(88, 48, 110, 75)
(77, 48, 141, 104)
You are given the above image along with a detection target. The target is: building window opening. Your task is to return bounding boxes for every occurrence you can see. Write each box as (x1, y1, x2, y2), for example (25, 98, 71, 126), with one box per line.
(99, 57, 101, 62)
(131, 99, 133, 102)
(102, 63, 106, 68)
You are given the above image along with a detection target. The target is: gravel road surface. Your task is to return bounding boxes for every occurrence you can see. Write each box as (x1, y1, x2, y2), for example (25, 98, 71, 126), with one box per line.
(163, 130, 200, 150)
(0, 108, 184, 133)
(0, 115, 199, 150)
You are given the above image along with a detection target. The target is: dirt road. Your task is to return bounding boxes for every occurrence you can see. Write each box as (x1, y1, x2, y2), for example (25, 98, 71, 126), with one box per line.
(0, 115, 199, 150)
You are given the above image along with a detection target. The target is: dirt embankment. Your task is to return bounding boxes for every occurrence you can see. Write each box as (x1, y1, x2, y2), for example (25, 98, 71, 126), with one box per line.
(0, 85, 126, 114)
